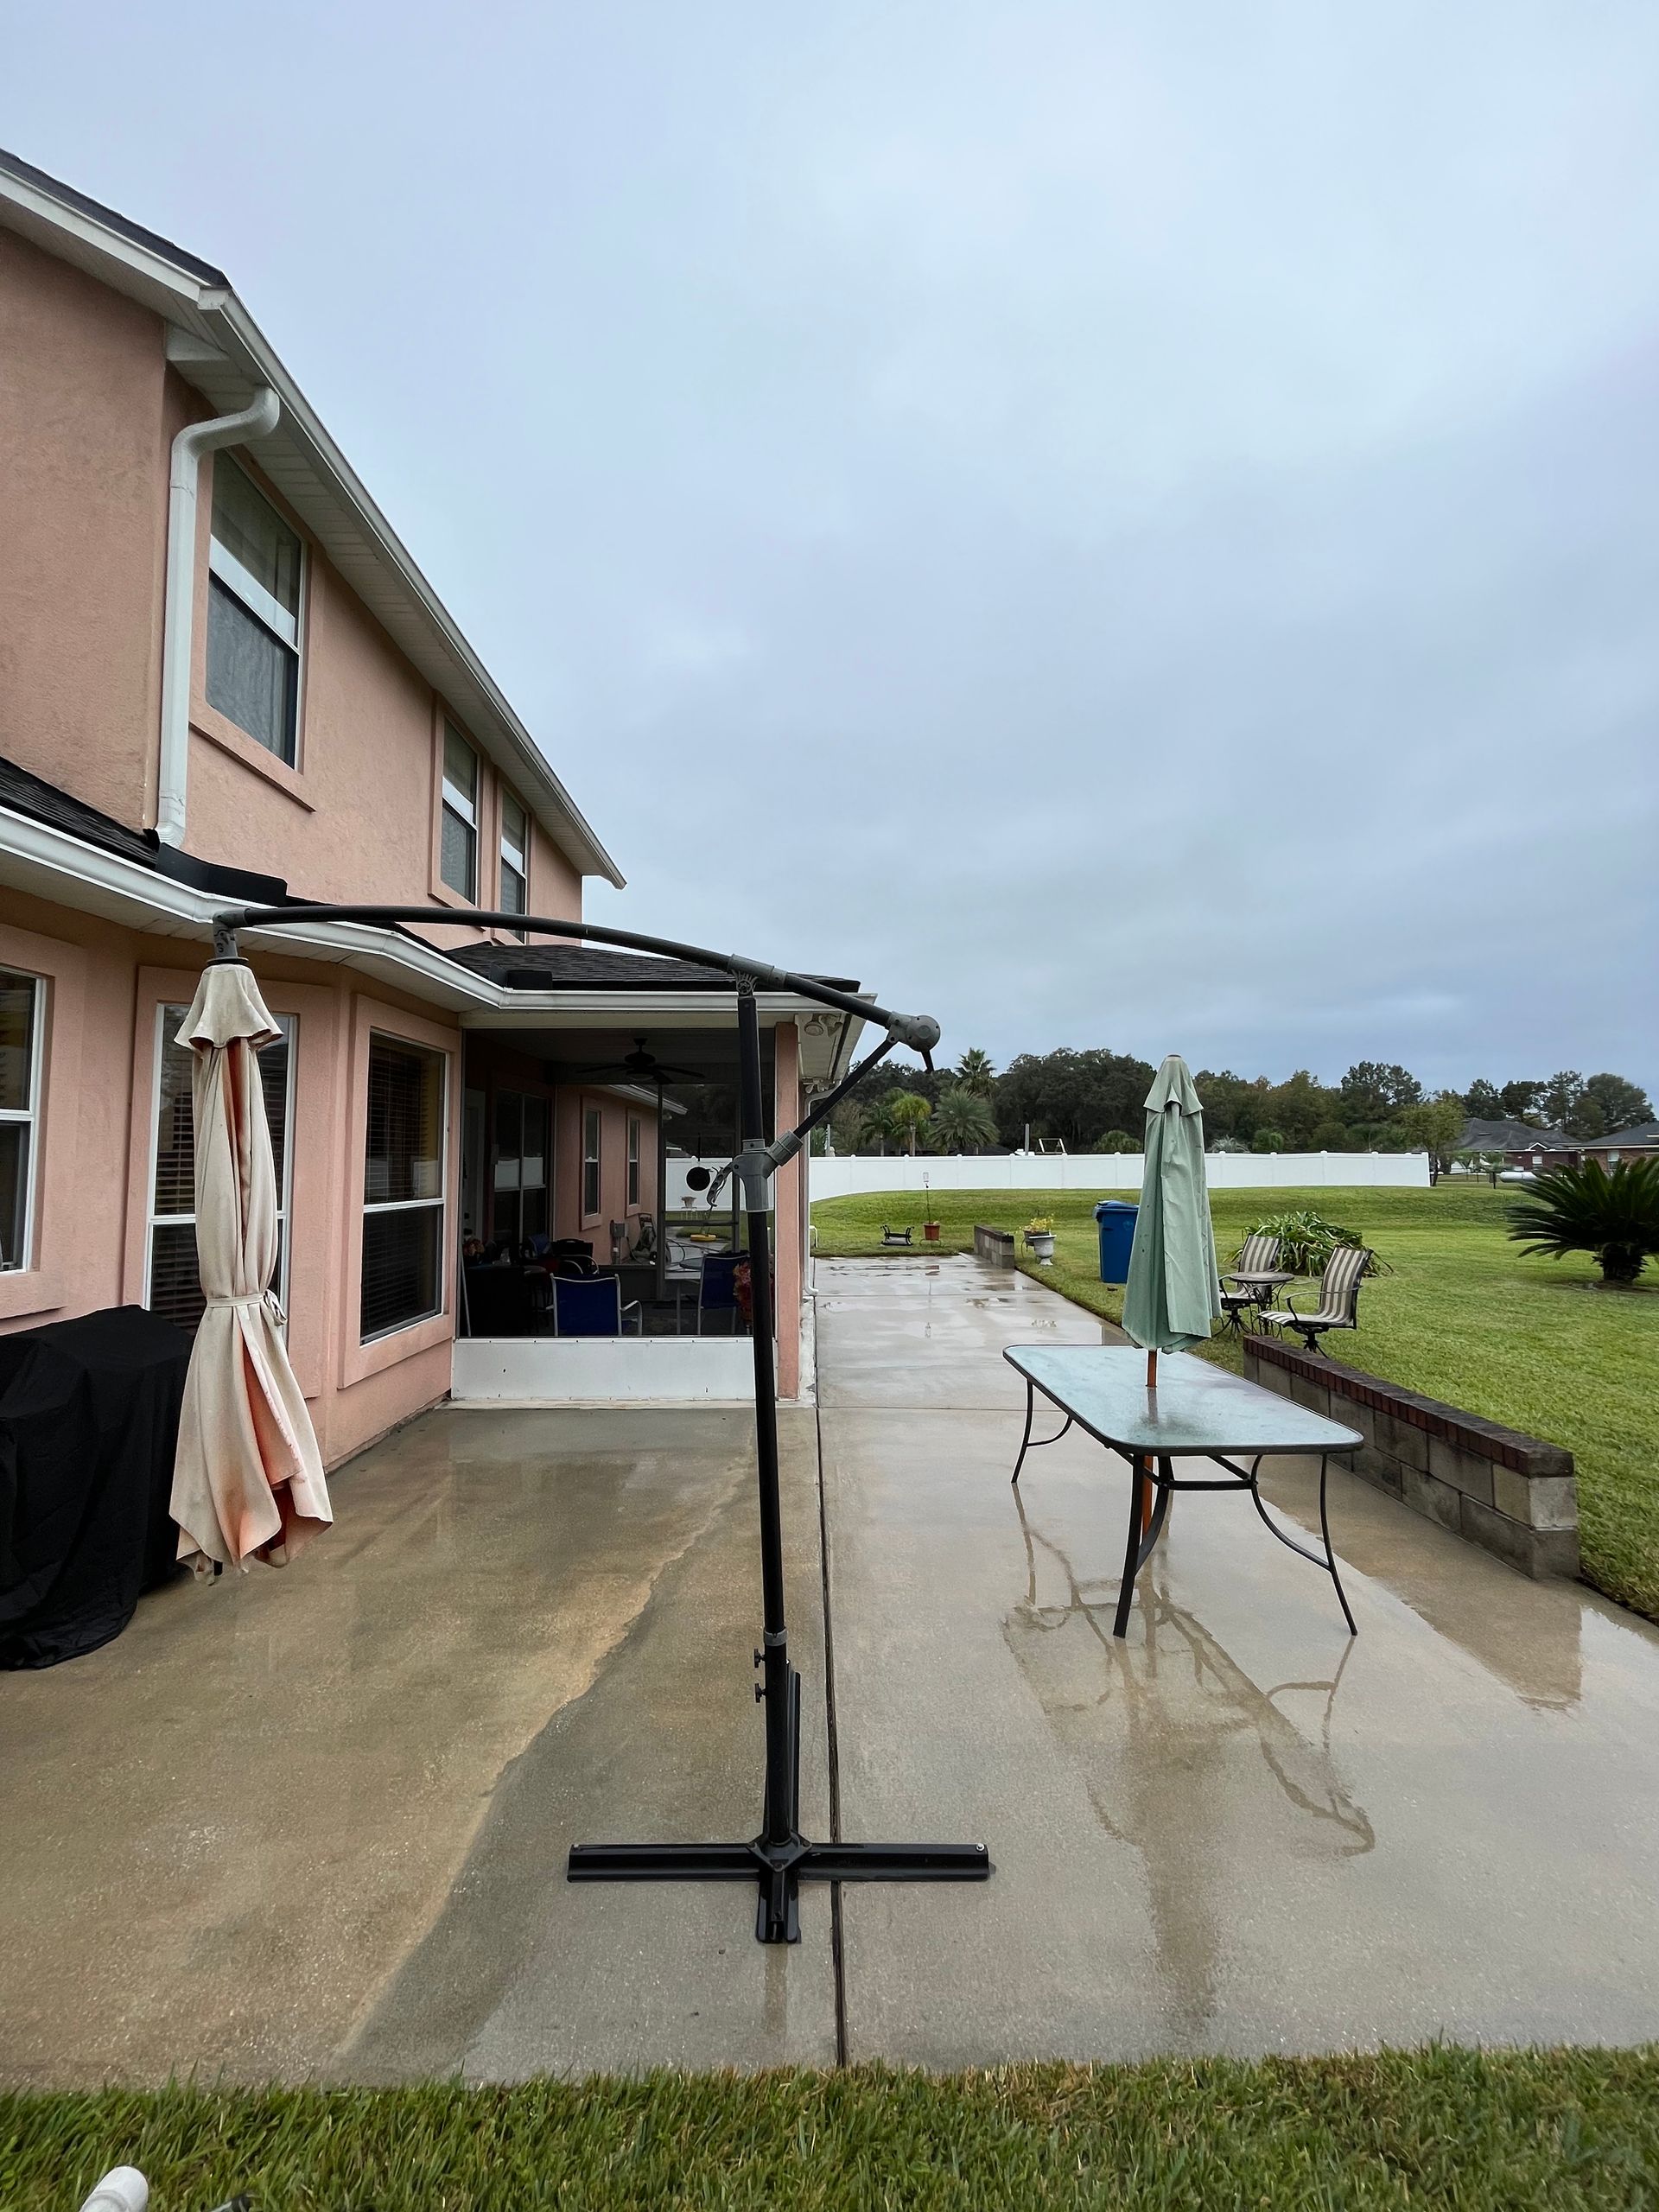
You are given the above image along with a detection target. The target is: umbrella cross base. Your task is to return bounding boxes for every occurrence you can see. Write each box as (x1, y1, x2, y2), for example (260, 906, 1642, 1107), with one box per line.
(567, 1837, 992, 1947)
(568, 1659, 989, 1943)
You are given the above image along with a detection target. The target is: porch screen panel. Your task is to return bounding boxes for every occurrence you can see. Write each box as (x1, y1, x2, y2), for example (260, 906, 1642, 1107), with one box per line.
(362, 1034, 446, 1339)
(147, 1003, 294, 1332)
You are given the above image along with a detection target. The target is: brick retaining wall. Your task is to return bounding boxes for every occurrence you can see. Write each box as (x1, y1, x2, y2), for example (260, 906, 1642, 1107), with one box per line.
(1242, 1332, 1578, 1581)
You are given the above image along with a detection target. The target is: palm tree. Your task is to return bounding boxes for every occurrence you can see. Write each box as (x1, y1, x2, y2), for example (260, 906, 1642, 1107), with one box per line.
(1507, 1159, 1659, 1286)
(857, 1095, 900, 1155)
(887, 1090, 933, 1156)
(955, 1047, 995, 1096)
(931, 1087, 997, 1154)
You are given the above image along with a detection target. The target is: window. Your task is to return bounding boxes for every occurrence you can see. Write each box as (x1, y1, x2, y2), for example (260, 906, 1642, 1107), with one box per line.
(627, 1115, 642, 1208)
(362, 1034, 447, 1341)
(493, 1090, 550, 1245)
(0, 970, 44, 1272)
(147, 1003, 295, 1331)
(582, 1106, 601, 1219)
(440, 723, 479, 899)
(207, 458, 303, 763)
(499, 791, 528, 935)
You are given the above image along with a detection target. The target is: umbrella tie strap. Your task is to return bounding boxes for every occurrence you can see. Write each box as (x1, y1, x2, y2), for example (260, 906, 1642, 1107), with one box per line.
(204, 1290, 287, 1325)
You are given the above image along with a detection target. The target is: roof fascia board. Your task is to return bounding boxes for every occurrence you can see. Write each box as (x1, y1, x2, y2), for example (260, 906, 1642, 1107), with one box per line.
(0, 808, 845, 1039)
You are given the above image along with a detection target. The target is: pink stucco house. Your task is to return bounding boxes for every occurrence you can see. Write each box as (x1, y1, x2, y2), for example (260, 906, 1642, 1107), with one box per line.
(0, 149, 856, 1460)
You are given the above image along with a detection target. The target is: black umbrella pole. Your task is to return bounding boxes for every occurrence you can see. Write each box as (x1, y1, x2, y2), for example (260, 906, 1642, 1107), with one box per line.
(568, 982, 989, 1942)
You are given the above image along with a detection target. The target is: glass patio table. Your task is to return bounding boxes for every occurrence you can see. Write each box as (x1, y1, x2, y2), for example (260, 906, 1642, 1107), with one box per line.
(1003, 1344, 1362, 1637)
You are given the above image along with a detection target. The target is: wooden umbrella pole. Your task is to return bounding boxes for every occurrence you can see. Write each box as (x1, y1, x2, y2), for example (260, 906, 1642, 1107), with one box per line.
(1146, 1348, 1158, 1389)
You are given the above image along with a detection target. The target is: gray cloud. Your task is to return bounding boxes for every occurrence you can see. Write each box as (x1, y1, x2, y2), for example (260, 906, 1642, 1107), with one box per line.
(10, 0, 1656, 1088)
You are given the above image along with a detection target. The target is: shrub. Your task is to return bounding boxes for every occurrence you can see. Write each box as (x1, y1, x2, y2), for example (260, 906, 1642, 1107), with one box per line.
(1093, 1129, 1140, 1154)
(1251, 1128, 1286, 1154)
(1506, 1158, 1659, 1287)
(1240, 1208, 1389, 1277)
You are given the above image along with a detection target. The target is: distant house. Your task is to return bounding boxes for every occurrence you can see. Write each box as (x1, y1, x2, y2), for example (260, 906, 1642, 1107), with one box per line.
(1455, 1119, 1580, 1172)
(1578, 1123, 1659, 1166)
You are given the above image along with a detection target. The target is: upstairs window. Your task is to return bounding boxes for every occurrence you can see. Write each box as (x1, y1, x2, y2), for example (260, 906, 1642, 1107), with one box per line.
(0, 970, 44, 1273)
(207, 459, 303, 764)
(499, 790, 529, 934)
(441, 723, 479, 899)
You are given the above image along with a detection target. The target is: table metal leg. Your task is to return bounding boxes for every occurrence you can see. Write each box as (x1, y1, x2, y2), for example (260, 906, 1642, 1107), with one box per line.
(1011, 1377, 1074, 1484)
(1244, 1452, 1357, 1637)
(1113, 1455, 1148, 1637)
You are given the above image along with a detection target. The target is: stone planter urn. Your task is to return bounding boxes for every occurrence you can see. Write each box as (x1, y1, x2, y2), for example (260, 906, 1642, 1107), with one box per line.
(1024, 1230, 1056, 1264)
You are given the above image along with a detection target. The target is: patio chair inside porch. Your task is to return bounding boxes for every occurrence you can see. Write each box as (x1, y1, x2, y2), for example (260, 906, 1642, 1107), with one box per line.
(696, 1251, 745, 1335)
(552, 1274, 642, 1337)
(1258, 1243, 1372, 1355)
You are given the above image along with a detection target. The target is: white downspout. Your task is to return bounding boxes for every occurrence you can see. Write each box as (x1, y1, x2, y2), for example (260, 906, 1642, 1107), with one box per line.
(156, 387, 280, 847)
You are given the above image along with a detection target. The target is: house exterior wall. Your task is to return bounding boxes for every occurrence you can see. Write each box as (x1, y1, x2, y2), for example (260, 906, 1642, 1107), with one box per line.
(0, 228, 170, 830)
(1, 884, 464, 1467)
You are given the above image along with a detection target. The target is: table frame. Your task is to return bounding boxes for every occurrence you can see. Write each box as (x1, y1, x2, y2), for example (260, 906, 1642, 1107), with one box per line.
(1007, 1359, 1357, 1639)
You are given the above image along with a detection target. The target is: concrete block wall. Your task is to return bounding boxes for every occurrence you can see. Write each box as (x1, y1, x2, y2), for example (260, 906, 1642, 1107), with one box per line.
(1243, 1333, 1578, 1581)
(974, 1225, 1016, 1268)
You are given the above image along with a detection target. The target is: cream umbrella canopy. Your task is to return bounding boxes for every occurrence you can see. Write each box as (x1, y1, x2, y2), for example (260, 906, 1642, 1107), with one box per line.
(1121, 1053, 1224, 1387)
(168, 960, 331, 1573)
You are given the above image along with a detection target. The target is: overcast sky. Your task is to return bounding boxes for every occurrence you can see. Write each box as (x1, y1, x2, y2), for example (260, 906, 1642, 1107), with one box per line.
(9, 3, 1657, 1090)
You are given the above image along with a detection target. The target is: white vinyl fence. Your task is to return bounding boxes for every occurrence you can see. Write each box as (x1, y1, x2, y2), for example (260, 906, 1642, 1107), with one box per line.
(664, 1150, 1429, 1210)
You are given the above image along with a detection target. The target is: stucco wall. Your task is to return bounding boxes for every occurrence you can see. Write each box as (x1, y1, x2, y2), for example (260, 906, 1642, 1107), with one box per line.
(0, 228, 169, 829)
(1, 884, 465, 1470)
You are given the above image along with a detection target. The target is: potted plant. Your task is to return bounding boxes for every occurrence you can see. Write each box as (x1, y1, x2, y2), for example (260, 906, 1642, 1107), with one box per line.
(923, 1172, 941, 1241)
(1023, 1216, 1056, 1263)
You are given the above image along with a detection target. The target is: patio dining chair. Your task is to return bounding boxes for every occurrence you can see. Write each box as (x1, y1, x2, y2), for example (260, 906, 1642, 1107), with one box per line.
(551, 1274, 642, 1337)
(696, 1250, 744, 1335)
(1219, 1231, 1282, 1333)
(1258, 1243, 1372, 1356)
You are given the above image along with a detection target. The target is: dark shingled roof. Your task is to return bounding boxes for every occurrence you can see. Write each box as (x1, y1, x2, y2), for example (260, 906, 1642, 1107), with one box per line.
(1457, 1117, 1577, 1152)
(447, 941, 860, 995)
(1580, 1122, 1659, 1151)
(0, 144, 227, 286)
(0, 749, 158, 867)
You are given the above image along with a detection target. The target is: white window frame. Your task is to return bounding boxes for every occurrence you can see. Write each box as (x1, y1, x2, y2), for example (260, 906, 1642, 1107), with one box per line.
(0, 969, 46, 1274)
(207, 457, 306, 763)
(627, 1114, 642, 1208)
(441, 723, 479, 899)
(499, 787, 529, 937)
(361, 1031, 450, 1344)
(143, 1003, 296, 1323)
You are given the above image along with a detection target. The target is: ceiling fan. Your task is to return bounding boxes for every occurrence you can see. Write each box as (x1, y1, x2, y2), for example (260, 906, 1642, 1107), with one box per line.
(561, 1035, 706, 1086)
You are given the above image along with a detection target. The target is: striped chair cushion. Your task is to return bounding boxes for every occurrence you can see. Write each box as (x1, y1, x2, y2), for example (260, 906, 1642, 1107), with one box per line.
(1310, 1243, 1370, 1322)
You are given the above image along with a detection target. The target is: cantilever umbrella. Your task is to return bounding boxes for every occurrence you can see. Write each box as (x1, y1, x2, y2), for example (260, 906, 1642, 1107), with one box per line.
(1121, 1053, 1224, 1388)
(168, 960, 331, 1573)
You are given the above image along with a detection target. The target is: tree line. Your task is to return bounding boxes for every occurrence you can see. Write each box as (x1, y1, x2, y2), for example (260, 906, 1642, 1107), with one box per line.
(817, 1050, 1654, 1160)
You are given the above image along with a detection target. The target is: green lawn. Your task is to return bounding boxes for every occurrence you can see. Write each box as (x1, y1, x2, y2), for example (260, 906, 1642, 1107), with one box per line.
(8, 2049, 1659, 2209)
(812, 1182, 1659, 1622)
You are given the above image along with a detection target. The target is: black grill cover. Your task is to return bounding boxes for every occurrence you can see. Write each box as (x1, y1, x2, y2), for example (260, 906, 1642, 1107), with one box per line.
(0, 1304, 192, 1669)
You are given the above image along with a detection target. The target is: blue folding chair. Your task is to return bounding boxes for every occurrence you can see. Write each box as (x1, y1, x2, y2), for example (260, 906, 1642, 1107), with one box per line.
(696, 1251, 744, 1335)
(552, 1274, 642, 1337)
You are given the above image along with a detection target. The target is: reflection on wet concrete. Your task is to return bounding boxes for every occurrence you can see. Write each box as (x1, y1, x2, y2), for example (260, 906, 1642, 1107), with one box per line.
(1007, 1491, 1373, 2041)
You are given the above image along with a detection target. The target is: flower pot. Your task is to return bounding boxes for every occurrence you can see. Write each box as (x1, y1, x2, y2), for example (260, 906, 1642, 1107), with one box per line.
(924, 1222, 941, 1243)
(1025, 1231, 1055, 1263)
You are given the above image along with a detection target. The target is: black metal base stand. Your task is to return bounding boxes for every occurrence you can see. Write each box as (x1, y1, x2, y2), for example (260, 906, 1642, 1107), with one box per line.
(567, 979, 990, 1942)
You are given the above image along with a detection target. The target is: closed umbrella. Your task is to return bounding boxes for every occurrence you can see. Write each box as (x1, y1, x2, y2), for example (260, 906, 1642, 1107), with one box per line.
(1121, 1053, 1223, 1388)
(168, 961, 331, 1573)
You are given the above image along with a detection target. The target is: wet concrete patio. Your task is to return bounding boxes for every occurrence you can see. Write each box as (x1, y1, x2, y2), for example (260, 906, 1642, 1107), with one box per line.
(3, 1253, 1659, 2083)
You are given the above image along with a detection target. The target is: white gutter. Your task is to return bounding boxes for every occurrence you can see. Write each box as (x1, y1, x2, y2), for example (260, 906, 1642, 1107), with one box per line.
(156, 388, 281, 847)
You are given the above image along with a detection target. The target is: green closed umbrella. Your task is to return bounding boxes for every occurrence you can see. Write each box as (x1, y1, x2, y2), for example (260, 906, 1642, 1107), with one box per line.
(1122, 1053, 1223, 1386)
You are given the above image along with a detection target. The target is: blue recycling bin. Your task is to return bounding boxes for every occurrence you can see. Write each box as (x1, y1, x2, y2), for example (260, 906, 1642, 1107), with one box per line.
(1094, 1200, 1138, 1285)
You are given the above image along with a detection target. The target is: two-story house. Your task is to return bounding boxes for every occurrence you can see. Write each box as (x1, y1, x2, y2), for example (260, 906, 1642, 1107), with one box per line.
(0, 149, 855, 1463)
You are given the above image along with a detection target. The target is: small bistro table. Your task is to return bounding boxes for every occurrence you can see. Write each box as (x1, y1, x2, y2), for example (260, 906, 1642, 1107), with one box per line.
(1003, 1345, 1362, 1638)
(1222, 1267, 1297, 1332)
